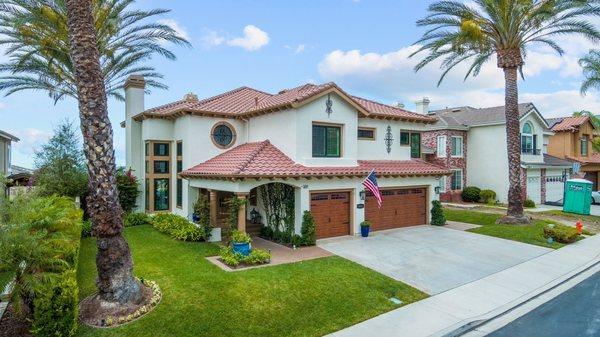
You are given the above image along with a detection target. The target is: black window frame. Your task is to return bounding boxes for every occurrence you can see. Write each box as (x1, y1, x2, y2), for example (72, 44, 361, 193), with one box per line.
(176, 141, 183, 156)
(154, 178, 170, 211)
(154, 142, 169, 156)
(312, 124, 342, 158)
(400, 131, 410, 145)
(153, 160, 170, 174)
(357, 127, 375, 140)
(176, 179, 183, 208)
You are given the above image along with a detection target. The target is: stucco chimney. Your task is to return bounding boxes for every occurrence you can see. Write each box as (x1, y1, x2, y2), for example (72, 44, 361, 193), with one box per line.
(124, 75, 145, 210)
(415, 97, 430, 114)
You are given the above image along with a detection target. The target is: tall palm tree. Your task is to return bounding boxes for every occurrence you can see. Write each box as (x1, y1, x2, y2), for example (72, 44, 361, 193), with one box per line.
(580, 50, 600, 96)
(64, 0, 140, 304)
(0, 0, 189, 102)
(412, 0, 600, 223)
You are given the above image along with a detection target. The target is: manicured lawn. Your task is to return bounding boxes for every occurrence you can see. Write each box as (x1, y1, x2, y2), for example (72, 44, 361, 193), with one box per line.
(76, 225, 427, 337)
(444, 209, 565, 249)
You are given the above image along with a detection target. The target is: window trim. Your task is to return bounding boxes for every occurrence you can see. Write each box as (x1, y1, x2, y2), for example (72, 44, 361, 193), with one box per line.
(357, 127, 376, 141)
(521, 122, 535, 155)
(451, 169, 463, 190)
(581, 136, 589, 157)
(210, 121, 237, 149)
(437, 135, 447, 158)
(451, 135, 464, 158)
(145, 140, 171, 213)
(312, 122, 343, 158)
(176, 140, 183, 209)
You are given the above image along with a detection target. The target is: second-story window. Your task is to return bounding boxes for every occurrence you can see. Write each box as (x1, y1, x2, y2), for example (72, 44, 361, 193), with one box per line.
(581, 136, 589, 156)
(451, 136, 463, 157)
(313, 124, 341, 157)
(437, 135, 447, 158)
(358, 127, 375, 140)
(400, 131, 421, 158)
(521, 122, 537, 155)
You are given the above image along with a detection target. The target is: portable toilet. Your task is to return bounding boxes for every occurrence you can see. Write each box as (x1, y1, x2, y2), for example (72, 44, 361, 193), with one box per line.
(563, 178, 593, 215)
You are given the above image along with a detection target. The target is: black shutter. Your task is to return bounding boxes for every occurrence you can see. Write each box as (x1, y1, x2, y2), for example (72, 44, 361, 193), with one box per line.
(533, 135, 538, 154)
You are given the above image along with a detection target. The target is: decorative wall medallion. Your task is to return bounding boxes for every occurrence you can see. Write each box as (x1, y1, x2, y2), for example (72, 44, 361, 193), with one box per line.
(325, 93, 333, 117)
(385, 126, 394, 154)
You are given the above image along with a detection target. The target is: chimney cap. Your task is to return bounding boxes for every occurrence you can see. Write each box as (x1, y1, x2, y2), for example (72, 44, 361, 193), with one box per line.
(415, 97, 430, 104)
(124, 75, 146, 89)
(184, 92, 198, 102)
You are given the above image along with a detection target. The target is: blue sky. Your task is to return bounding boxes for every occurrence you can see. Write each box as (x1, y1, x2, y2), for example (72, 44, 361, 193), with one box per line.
(2, 0, 599, 168)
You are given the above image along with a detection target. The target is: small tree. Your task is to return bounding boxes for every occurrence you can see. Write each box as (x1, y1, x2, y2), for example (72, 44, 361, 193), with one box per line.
(430, 200, 446, 226)
(34, 120, 88, 199)
(193, 192, 213, 238)
(116, 168, 139, 213)
(301, 211, 316, 245)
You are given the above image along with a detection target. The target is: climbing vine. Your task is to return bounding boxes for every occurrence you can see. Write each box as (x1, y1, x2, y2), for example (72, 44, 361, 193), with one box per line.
(259, 183, 295, 234)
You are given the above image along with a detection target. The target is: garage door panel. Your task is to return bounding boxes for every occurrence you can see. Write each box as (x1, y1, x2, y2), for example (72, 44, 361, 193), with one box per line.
(311, 192, 351, 239)
(366, 188, 427, 231)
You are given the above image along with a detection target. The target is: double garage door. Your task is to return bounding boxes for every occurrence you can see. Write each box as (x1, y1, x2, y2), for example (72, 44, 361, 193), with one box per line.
(310, 188, 427, 239)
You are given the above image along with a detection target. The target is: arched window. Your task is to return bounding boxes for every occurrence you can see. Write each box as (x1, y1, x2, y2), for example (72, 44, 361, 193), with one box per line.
(521, 122, 536, 154)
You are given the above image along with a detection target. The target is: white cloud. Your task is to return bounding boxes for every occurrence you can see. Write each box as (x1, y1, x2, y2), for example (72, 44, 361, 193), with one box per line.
(157, 19, 190, 41)
(201, 25, 270, 51)
(9, 128, 52, 158)
(522, 90, 600, 117)
(285, 44, 307, 54)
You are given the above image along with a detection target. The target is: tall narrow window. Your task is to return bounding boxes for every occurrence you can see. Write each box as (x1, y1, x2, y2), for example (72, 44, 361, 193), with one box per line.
(451, 136, 463, 157)
(176, 141, 183, 208)
(154, 179, 169, 211)
(410, 133, 421, 158)
(451, 169, 463, 190)
(145, 140, 171, 212)
(581, 136, 589, 156)
(312, 124, 341, 157)
(437, 136, 447, 158)
(521, 122, 534, 154)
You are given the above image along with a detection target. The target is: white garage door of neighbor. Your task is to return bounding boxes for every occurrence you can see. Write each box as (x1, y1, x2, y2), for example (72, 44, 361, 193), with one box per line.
(527, 176, 541, 204)
(545, 175, 565, 203)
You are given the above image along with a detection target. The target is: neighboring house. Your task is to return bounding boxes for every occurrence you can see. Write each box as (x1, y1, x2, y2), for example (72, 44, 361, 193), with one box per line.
(547, 115, 600, 190)
(422, 102, 572, 205)
(123, 75, 449, 238)
(0, 129, 19, 177)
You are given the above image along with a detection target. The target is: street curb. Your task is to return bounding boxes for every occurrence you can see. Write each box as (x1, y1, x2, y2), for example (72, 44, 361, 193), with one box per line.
(436, 252, 600, 337)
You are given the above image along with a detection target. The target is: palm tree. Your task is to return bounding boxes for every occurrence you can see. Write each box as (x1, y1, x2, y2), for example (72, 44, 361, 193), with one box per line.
(0, 0, 189, 102)
(64, 0, 142, 305)
(412, 0, 600, 223)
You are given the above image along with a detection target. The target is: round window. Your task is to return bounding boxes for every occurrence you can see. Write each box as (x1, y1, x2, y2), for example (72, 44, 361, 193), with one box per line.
(212, 123, 235, 148)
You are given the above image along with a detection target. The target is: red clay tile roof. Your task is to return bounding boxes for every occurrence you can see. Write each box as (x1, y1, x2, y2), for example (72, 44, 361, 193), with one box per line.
(551, 116, 592, 132)
(569, 153, 600, 165)
(181, 140, 450, 179)
(136, 83, 436, 123)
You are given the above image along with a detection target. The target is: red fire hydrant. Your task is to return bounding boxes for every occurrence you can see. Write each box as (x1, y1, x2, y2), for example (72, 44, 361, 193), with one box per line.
(576, 220, 583, 234)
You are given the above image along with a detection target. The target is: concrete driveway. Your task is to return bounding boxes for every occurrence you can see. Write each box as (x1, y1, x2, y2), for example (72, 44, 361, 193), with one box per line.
(318, 226, 551, 295)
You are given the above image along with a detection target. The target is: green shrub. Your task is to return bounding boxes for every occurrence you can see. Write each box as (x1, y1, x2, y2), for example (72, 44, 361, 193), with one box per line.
(230, 230, 251, 244)
(219, 247, 271, 267)
(31, 270, 79, 337)
(152, 213, 206, 241)
(360, 220, 371, 227)
(291, 234, 303, 247)
(479, 189, 497, 204)
(116, 168, 140, 213)
(124, 212, 152, 227)
(301, 211, 316, 246)
(524, 199, 536, 208)
(81, 220, 92, 238)
(430, 200, 446, 226)
(543, 224, 580, 243)
(260, 226, 273, 239)
(461, 186, 481, 202)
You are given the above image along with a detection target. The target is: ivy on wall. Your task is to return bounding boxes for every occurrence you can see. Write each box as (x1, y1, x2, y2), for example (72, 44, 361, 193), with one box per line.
(259, 183, 295, 234)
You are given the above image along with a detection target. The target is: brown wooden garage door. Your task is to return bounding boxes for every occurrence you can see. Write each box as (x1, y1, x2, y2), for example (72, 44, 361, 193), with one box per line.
(366, 188, 427, 231)
(310, 191, 351, 239)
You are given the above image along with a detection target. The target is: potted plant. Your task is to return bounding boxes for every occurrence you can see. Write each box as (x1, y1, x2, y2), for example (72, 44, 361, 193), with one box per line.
(231, 230, 252, 256)
(360, 221, 371, 237)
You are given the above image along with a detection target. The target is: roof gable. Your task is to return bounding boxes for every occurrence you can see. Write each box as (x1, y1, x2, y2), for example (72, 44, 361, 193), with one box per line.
(551, 115, 596, 132)
(430, 103, 548, 129)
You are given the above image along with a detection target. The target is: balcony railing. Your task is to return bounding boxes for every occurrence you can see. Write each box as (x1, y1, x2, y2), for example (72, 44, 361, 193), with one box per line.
(521, 148, 541, 155)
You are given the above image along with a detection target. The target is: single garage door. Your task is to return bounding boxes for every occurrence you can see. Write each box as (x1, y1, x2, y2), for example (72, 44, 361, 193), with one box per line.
(545, 175, 565, 204)
(310, 191, 351, 239)
(366, 188, 427, 231)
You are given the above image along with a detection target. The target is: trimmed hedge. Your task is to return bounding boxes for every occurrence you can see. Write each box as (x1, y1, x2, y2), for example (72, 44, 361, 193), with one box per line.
(152, 213, 209, 241)
(31, 270, 79, 337)
(479, 189, 497, 204)
(524, 199, 536, 208)
(543, 224, 580, 243)
(461, 186, 481, 202)
(430, 200, 446, 226)
(301, 211, 316, 246)
(125, 212, 152, 227)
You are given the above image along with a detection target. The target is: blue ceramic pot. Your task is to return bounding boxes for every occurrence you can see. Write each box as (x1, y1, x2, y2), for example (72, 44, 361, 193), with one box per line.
(192, 214, 200, 223)
(232, 242, 251, 256)
(361, 226, 370, 237)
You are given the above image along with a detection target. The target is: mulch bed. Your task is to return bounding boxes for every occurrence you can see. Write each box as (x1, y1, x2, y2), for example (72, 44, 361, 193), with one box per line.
(79, 284, 154, 328)
(0, 304, 32, 337)
(216, 258, 270, 270)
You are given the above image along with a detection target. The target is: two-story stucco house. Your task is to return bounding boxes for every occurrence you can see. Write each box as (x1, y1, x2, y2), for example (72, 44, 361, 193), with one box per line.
(422, 102, 572, 205)
(546, 116, 600, 190)
(0, 129, 18, 177)
(123, 75, 449, 239)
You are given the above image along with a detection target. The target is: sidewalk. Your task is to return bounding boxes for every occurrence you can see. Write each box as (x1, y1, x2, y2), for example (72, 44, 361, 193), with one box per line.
(328, 233, 600, 337)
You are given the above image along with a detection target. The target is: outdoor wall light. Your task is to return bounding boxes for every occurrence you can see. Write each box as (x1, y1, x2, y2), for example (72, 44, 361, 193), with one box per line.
(359, 190, 366, 201)
(435, 186, 441, 195)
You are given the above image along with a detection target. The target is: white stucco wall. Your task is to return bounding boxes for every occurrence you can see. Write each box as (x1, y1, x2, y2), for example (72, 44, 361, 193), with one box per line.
(357, 119, 429, 160)
(520, 111, 547, 164)
(247, 110, 297, 160)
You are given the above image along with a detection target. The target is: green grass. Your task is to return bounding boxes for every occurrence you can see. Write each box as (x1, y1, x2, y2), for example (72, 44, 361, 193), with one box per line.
(444, 209, 565, 249)
(537, 210, 600, 223)
(76, 225, 427, 337)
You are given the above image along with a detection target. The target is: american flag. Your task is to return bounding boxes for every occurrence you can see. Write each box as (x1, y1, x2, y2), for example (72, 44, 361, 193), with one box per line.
(363, 170, 382, 208)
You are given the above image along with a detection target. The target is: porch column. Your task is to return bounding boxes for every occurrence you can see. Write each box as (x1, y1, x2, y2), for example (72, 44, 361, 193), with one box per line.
(209, 190, 218, 227)
(236, 192, 248, 232)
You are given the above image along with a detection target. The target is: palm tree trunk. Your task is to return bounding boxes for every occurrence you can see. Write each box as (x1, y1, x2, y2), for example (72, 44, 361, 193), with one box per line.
(65, 0, 141, 304)
(501, 66, 529, 224)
